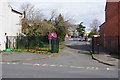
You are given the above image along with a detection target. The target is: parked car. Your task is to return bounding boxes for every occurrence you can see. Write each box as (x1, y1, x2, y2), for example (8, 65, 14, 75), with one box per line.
(68, 38, 74, 41)
(87, 38, 92, 42)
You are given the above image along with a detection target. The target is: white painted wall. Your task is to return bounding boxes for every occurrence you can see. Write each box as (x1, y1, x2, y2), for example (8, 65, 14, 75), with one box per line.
(0, 2, 22, 50)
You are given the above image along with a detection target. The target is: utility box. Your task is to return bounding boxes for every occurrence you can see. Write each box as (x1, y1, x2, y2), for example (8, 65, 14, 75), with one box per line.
(48, 32, 59, 53)
(51, 37, 59, 53)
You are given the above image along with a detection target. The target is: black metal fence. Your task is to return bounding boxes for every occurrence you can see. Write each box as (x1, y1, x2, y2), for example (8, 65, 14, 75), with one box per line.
(6, 36, 49, 50)
(92, 36, 119, 55)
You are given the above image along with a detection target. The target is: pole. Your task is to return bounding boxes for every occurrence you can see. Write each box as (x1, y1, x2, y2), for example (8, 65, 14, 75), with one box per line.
(16, 36, 18, 49)
(97, 44, 99, 54)
(92, 36, 94, 53)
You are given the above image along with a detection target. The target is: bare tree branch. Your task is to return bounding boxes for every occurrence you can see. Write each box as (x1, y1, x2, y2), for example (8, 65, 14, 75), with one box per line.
(89, 18, 101, 35)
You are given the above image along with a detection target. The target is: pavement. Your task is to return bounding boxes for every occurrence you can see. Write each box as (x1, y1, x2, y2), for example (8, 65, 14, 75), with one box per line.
(1, 52, 57, 62)
(0, 41, 119, 67)
(86, 42, 119, 67)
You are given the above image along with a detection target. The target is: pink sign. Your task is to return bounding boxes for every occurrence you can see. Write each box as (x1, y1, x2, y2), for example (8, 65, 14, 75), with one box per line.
(48, 32, 57, 40)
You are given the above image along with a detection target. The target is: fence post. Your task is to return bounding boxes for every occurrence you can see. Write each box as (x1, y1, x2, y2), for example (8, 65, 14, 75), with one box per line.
(97, 44, 99, 54)
(27, 36, 29, 51)
(92, 36, 94, 53)
(16, 36, 18, 49)
(109, 36, 111, 55)
(118, 36, 120, 58)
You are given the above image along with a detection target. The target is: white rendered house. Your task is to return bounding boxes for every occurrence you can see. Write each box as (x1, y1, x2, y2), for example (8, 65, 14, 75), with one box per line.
(0, 2, 23, 50)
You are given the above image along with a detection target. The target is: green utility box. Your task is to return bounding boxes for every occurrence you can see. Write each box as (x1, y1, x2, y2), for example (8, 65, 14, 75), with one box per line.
(51, 38, 59, 53)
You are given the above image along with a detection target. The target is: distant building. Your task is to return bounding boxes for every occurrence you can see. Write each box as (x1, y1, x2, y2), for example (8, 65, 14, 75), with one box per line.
(0, 2, 23, 50)
(99, 0, 120, 53)
(84, 32, 89, 37)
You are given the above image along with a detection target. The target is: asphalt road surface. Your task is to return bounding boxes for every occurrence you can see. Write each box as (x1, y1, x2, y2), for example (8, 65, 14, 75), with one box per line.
(1, 41, 119, 78)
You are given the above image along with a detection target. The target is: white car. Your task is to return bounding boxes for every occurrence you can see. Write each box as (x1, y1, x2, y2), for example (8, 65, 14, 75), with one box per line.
(87, 38, 92, 42)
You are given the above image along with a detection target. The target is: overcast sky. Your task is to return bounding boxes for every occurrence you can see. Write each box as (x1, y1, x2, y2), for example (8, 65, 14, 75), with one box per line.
(1, 0, 106, 31)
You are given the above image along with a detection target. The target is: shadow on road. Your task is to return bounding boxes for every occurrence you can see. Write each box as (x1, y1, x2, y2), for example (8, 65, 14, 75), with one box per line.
(66, 42, 91, 55)
(67, 45, 89, 51)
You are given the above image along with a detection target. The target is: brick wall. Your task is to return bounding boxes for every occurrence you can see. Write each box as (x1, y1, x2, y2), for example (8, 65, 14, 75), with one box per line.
(99, 2, 120, 53)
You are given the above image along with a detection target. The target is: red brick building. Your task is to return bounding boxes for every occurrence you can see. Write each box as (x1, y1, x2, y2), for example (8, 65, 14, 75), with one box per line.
(99, 0, 120, 53)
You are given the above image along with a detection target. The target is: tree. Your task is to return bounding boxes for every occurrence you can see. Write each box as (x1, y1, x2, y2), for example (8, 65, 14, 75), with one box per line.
(89, 19, 101, 35)
(20, 3, 73, 40)
(88, 31, 94, 38)
(21, 3, 43, 21)
(76, 22, 86, 37)
(54, 14, 69, 41)
(40, 20, 55, 36)
(21, 3, 44, 36)
(49, 10, 57, 22)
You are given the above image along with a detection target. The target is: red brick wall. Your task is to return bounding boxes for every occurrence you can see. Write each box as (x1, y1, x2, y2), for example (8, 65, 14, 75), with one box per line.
(100, 2, 120, 52)
(105, 2, 119, 36)
(99, 23, 105, 46)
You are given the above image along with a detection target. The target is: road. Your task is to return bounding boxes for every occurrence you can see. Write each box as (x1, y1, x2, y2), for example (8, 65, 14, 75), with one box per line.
(1, 41, 119, 78)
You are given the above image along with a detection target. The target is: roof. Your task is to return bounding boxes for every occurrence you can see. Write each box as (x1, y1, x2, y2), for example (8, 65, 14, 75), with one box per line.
(99, 22, 105, 29)
(8, 3, 22, 15)
(105, 1, 120, 11)
(11, 9, 22, 15)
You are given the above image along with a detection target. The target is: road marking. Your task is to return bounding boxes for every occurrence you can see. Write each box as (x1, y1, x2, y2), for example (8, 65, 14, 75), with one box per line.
(106, 68, 116, 71)
(7, 62, 10, 64)
(107, 68, 110, 70)
(86, 67, 90, 69)
(86, 67, 99, 70)
(49, 65, 56, 67)
(42, 64, 48, 66)
(95, 67, 99, 70)
(12, 62, 18, 64)
(70, 66, 85, 69)
(34, 63, 41, 66)
(58, 65, 63, 67)
(1, 62, 118, 71)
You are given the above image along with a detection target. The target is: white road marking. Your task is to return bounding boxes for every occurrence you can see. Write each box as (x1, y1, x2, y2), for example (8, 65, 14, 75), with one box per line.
(91, 67, 95, 69)
(106, 68, 116, 71)
(86, 67, 90, 69)
(34, 63, 41, 66)
(42, 64, 48, 66)
(49, 65, 56, 67)
(7, 62, 10, 64)
(95, 67, 99, 70)
(12, 62, 18, 64)
(2, 62, 118, 71)
(58, 65, 63, 67)
(86, 67, 98, 70)
(70, 66, 85, 69)
(108, 68, 111, 70)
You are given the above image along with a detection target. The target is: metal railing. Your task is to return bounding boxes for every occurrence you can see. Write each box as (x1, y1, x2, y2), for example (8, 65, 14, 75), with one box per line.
(91, 36, 119, 55)
(6, 36, 49, 50)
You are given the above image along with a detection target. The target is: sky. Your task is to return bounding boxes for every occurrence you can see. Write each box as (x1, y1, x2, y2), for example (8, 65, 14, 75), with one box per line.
(1, 0, 106, 31)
